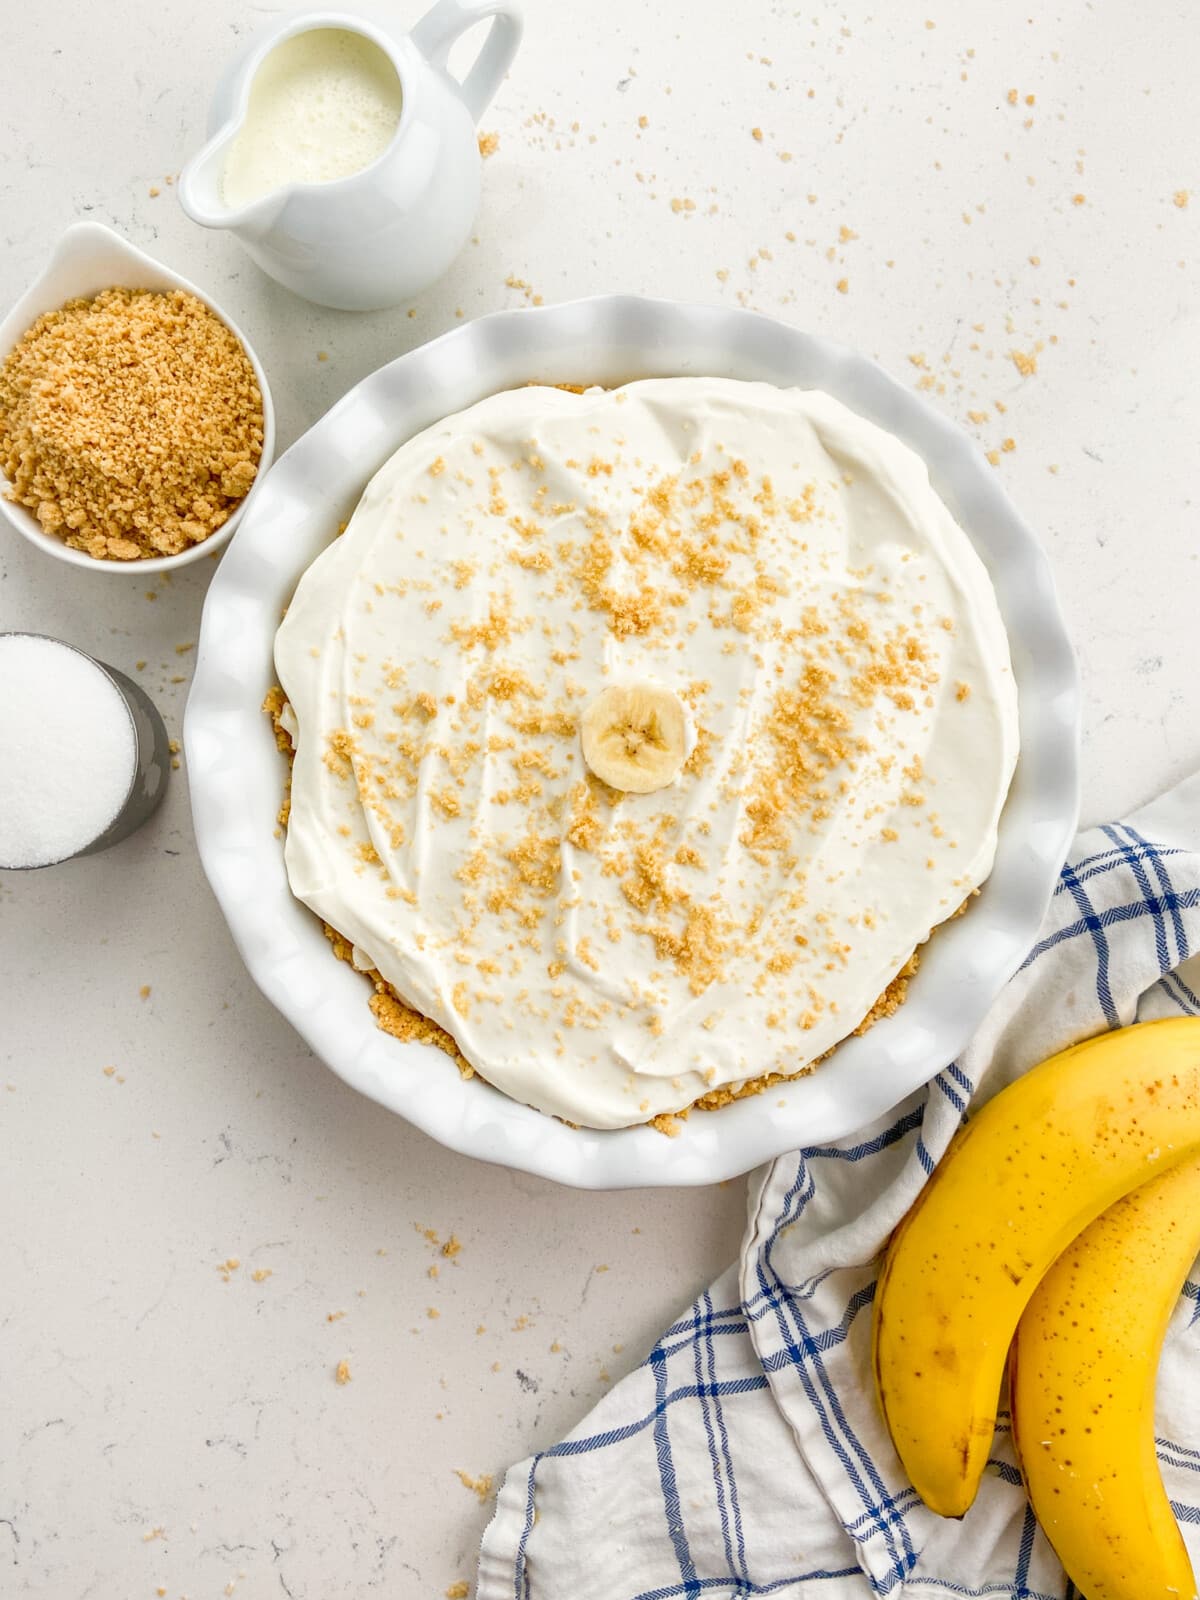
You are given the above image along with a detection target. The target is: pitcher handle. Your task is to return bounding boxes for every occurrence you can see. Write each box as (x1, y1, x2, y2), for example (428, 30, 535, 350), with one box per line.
(409, 0, 523, 123)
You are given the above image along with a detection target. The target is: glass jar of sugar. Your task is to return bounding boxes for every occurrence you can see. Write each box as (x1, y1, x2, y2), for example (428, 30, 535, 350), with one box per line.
(0, 633, 170, 870)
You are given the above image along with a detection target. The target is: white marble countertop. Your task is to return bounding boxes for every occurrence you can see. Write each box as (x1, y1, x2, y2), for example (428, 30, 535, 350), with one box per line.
(2, 2, 1198, 1595)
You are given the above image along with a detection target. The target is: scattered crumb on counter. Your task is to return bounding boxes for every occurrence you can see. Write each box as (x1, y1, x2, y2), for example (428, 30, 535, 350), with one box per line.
(1175, 189, 1190, 208)
(335, 1359, 352, 1385)
(455, 1470, 495, 1503)
(327, 1310, 346, 1323)
(504, 275, 544, 306)
(148, 185, 160, 198)
(751, 126, 763, 141)
(139, 984, 151, 1000)
(1072, 192, 1086, 205)
(478, 130, 499, 158)
(836, 278, 849, 294)
(1010, 349, 1037, 376)
(446, 1584, 470, 1599)
(251, 1268, 272, 1283)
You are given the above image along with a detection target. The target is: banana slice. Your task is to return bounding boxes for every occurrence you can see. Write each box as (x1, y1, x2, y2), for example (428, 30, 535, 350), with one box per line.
(580, 683, 688, 794)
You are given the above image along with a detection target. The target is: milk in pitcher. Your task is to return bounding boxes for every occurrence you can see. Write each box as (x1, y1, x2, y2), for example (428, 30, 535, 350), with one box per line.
(221, 29, 403, 207)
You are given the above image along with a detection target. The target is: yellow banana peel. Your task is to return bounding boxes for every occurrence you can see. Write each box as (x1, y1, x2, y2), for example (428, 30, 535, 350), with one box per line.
(872, 1016, 1200, 1517)
(1010, 1150, 1200, 1600)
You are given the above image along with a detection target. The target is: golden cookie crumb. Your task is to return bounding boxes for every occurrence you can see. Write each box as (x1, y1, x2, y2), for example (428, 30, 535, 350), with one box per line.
(335, 1359, 352, 1385)
(455, 1470, 495, 1503)
(478, 130, 499, 158)
(0, 288, 263, 561)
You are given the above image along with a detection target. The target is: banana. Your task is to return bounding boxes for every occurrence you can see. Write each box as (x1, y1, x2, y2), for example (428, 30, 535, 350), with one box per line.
(1010, 1151, 1200, 1600)
(872, 1016, 1200, 1517)
(579, 683, 688, 794)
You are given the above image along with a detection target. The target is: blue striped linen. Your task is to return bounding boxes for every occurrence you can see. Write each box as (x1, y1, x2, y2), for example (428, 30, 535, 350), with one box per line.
(477, 771, 1200, 1600)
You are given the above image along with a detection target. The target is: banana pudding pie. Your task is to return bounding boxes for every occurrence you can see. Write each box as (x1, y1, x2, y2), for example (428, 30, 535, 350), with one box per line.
(273, 377, 1018, 1130)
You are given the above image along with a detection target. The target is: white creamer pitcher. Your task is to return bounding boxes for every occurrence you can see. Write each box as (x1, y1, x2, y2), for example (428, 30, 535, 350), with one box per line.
(178, 0, 522, 310)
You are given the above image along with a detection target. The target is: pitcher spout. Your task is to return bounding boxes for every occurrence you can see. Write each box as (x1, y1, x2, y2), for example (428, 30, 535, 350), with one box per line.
(178, 127, 284, 242)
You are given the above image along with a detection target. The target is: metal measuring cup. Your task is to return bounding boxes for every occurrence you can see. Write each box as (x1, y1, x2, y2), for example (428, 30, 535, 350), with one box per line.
(0, 632, 171, 870)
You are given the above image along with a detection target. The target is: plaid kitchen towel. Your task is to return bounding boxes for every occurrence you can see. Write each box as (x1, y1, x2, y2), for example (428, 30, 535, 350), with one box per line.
(476, 769, 1200, 1600)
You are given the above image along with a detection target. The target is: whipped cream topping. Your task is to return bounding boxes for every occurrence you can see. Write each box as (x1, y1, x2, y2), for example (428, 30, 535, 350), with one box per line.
(275, 378, 1019, 1129)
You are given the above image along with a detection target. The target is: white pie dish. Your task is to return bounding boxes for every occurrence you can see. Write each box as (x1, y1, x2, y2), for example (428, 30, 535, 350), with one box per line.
(0, 220, 275, 575)
(184, 296, 1079, 1189)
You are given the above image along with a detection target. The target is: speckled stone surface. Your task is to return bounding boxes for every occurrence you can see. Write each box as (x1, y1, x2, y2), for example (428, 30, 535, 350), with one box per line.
(2, 2, 1198, 1595)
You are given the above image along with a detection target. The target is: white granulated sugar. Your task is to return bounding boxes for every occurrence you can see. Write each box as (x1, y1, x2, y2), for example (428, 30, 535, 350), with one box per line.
(0, 635, 137, 869)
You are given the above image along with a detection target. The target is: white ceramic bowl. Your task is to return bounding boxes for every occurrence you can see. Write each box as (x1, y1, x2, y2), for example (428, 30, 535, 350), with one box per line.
(0, 221, 275, 575)
(185, 297, 1079, 1189)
